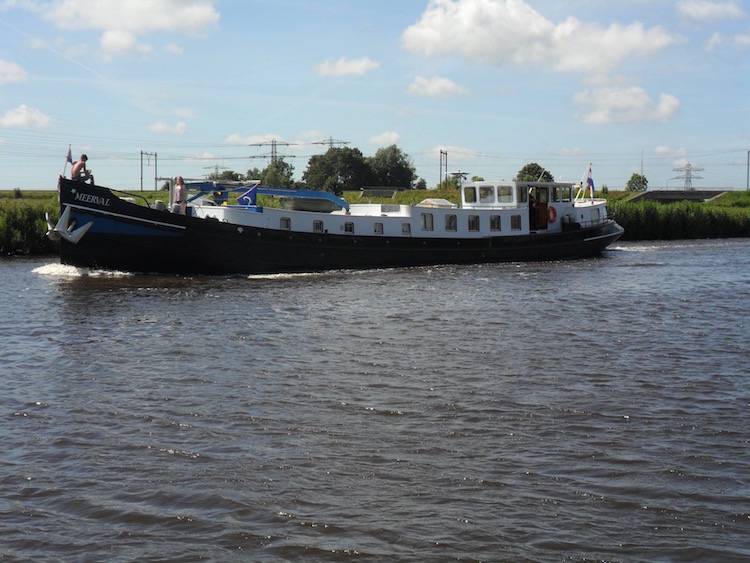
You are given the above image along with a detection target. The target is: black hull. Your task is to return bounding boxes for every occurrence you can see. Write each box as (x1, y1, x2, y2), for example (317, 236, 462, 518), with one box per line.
(57, 178, 624, 275)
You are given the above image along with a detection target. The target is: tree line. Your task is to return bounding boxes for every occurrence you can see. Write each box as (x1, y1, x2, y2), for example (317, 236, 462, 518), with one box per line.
(209, 144, 423, 196)
(209, 151, 650, 194)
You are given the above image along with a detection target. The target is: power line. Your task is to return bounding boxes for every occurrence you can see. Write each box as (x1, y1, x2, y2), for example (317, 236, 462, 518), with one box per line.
(311, 137, 350, 149)
(248, 139, 296, 163)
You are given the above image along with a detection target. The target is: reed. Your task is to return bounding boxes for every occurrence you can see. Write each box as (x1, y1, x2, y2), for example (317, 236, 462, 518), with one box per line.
(609, 199, 750, 240)
(0, 197, 59, 255)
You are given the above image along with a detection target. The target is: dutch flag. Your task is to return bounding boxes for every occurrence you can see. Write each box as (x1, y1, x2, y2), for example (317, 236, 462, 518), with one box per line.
(587, 164, 595, 199)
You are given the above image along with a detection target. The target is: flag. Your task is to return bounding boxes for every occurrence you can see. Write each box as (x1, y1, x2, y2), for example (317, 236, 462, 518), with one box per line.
(66, 145, 73, 164)
(238, 186, 257, 206)
(586, 164, 595, 198)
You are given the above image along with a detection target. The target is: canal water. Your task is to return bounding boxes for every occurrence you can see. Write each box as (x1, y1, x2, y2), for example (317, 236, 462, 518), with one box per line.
(1, 239, 749, 561)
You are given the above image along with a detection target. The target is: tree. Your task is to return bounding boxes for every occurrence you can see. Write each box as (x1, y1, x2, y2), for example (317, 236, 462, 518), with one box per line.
(626, 173, 648, 192)
(366, 145, 416, 188)
(436, 175, 461, 190)
(260, 158, 295, 188)
(302, 147, 374, 196)
(244, 167, 262, 180)
(208, 169, 242, 181)
(515, 163, 554, 182)
(415, 177, 427, 190)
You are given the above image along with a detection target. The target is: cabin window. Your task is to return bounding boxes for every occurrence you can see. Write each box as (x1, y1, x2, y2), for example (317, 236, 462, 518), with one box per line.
(551, 186, 559, 202)
(562, 187, 572, 202)
(497, 185, 513, 203)
(313, 220, 324, 233)
(511, 215, 522, 230)
(538, 188, 549, 204)
(445, 214, 457, 232)
(280, 217, 291, 230)
(591, 208, 600, 222)
(517, 186, 528, 203)
(344, 222, 354, 234)
(479, 186, 494, 203)
(420, 213, 434, 231)
(374, 222, 383, 235)
(468, 215, 480, 232)
(490, 215, 501, 231)
(463, 186, 477, 203)
(402, 223, 411, 235)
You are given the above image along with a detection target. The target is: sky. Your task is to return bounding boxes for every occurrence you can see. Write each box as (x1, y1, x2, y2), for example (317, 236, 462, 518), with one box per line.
(0, 0, 748, 191)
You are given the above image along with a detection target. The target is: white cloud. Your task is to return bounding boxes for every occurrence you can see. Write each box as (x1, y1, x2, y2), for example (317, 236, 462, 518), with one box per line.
(574, 86, 680, 124)
(0, 104, 51, 128)
(734, 33, 750, 48)
(315, 56, 380, 77)
(0, 59, 27, 84)
(164, 43, 183, 55)
(40, 0, 219, 36)
(706, 31, 724, 50)
(369, 131, 400, 145)
(100, 30, 151, 58)
(148, 120, 188, 134)
(401, 0, 678, 73)
(407, 76, 469, 97)
(24, 1, 218, 60)
(676, 1, 745, 21)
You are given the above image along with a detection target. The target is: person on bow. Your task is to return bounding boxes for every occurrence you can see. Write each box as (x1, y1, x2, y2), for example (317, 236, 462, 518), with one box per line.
(71, 154, 94, 185)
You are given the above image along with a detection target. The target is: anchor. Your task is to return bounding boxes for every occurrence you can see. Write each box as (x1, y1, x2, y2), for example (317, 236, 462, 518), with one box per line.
(46, 206, 93, 244)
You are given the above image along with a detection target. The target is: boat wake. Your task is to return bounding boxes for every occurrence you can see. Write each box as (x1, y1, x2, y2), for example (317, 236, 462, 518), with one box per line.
(33, 262, 133, 278)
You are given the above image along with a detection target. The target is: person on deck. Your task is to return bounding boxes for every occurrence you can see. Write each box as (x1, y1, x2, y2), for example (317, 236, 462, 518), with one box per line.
(172, 176, 187, 215)
(71, 154, 94, 185)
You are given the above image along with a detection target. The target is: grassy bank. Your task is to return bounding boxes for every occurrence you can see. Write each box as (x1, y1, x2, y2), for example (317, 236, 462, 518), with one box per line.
(2, 188, 750, 255)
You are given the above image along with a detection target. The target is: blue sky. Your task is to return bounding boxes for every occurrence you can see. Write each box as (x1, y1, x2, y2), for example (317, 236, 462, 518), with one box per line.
(1, 0, 748, 191)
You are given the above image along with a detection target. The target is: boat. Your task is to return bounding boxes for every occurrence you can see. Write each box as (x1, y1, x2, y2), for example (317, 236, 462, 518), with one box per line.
(46, 175, 624, 275)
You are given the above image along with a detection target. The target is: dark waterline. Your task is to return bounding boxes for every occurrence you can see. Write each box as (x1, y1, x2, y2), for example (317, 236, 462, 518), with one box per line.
(2, 240, 749, 561)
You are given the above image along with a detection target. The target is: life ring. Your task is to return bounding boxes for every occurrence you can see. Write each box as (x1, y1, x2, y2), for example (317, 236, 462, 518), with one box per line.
(548, 205, 557, 223)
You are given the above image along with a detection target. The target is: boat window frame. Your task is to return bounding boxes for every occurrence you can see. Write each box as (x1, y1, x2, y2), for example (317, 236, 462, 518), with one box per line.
(511, 214, 522, 231)
(420, 213, 434, 231)
(280, 217, 291, 230)
(497, 185, 513, 203)
(490, 215, 501, 231)
(445, 214, 457, 232)
(313, 219, 325, 233)
(479, 185, 494, 203)
(468, 215, 480, 232)
(402, 223, 411, 236)
(374, 222, 383, 235)
(344, 222, 354, 234)
(463, 186, 477, 203)
(517, 186, 528, 204)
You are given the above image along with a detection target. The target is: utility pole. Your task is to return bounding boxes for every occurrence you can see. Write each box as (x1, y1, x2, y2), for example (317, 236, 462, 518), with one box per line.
(140, 151, 157, 191)
(312, 137, 349, 149)
(439, 150, 447, 187)
(672, 162, 703, 190)
(450, 170, 467, 188)
(248, 139, 296, 164)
